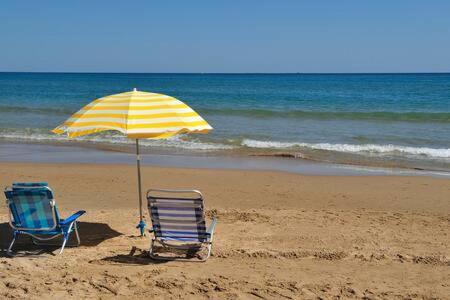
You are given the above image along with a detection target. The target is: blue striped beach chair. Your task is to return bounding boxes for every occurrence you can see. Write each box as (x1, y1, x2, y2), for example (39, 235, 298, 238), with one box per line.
(4, 182, 86, 255)
(147, 189, 217, 262)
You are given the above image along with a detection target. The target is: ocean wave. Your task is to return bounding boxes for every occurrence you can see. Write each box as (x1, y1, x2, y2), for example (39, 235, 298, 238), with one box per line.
(1, 127, 449, 160)
(138, 136, 235, 150)
(0, 129, 234, 151)
(199, 108, 450, 123)
(242, 139, 450, 159)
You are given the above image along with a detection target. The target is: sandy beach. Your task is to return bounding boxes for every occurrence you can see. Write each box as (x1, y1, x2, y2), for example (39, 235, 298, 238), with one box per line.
(2, 1, 450, 299)
(0, 162, 448, 299)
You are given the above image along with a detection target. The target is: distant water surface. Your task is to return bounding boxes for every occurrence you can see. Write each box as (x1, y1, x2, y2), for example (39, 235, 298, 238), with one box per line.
(0, 72, 449, 171)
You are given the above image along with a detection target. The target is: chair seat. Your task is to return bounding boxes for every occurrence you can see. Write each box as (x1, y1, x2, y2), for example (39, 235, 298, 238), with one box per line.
(12, 218, 75, 236)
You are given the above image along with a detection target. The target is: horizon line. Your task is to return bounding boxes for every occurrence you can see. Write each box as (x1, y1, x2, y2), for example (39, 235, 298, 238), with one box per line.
(1, 71, 450, 75)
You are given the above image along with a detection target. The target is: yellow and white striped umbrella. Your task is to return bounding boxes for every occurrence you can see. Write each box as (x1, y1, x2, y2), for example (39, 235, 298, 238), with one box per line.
(52, 88, 212, 138)
(52, 89, 212, 236)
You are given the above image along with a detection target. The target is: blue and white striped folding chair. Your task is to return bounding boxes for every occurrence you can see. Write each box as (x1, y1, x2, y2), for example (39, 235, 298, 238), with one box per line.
(147, 189, 217, 262)
(4, 182, 86, 255)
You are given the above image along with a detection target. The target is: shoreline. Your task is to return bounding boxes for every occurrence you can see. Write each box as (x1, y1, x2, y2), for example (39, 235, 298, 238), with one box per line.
(0, 141, 449, 178)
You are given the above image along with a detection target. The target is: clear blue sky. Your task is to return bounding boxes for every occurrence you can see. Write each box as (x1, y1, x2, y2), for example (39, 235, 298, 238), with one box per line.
(1, 1, 449, 73)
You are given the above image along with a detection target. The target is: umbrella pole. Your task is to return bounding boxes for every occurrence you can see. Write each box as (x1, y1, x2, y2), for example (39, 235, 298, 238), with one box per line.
(135, 139, 146, 236)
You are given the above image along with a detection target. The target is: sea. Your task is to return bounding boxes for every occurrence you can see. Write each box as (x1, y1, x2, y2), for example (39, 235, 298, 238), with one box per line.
(0, 72, 449, 173)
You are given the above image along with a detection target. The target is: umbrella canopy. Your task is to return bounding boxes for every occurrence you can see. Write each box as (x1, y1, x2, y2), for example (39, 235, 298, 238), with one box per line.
(53, 89, 212, 236)
(53, 89, 212, 138)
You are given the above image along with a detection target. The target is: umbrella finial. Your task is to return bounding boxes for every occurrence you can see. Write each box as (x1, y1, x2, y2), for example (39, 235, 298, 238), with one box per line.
(133, 88, 137, 92)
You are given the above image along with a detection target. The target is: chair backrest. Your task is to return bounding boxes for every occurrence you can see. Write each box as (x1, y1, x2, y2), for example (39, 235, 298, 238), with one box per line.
(4, 182, 59, 230)
(147, 189, 207, 242)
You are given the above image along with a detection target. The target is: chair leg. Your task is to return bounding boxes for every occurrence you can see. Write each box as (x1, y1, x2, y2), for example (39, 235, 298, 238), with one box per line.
(73, 221, 81, 246)
(148, 238, 168, 260)
(148, 238, 156, 258)
(59, 237, 68, 255)
(30, 222, 80, 254)
(7, 231, 18, 255)
(203, 243, 212, 261)
(148, 238, 211, 262)
(193, 243, 212, 262)
(58, 222, 75, 255)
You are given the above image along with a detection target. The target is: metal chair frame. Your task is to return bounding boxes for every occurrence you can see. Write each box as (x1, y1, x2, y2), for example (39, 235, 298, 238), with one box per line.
(147, 188, 217, 262)
(4, 184, 84, 255)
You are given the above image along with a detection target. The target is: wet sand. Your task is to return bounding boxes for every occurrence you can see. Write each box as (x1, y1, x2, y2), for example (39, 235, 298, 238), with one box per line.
(1, 142, 449, 178)
(0, 162, 449, 299)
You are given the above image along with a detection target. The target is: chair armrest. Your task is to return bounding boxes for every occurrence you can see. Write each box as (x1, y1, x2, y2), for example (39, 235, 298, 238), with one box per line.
(60, 210, 86, 226)
(206, 218, 217, 242)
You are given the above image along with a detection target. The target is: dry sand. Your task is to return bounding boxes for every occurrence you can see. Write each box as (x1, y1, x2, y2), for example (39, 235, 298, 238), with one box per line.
(0, 162, 449, 299)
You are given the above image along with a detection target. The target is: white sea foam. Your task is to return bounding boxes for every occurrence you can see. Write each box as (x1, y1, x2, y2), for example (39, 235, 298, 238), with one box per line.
(137, 135, 235, 150)
(1, 129, 449, 159)
(0, 131, 234, 151)
(242, 139, 450, 159)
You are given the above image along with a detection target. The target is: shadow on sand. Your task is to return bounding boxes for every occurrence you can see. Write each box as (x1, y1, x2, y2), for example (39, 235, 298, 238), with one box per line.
(100, 244, 209, 265)
(99, 246, 168, 265)
(0, 221, 122, 257)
